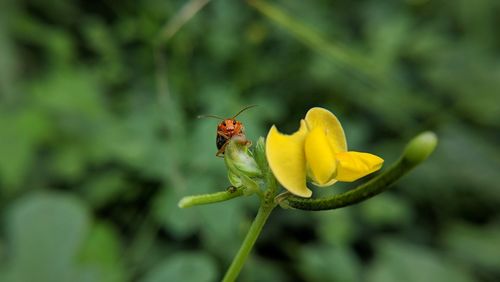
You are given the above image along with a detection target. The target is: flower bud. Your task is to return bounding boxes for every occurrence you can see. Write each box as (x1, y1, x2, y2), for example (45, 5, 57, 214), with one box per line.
(254, 137, 268, 173)
(227, 170, 243, 187)
(224, 135, 262, 177)
(403, 131, 438, 165)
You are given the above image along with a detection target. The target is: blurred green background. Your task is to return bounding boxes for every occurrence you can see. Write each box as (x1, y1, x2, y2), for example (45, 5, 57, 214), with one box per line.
(1, 0, 499, 281)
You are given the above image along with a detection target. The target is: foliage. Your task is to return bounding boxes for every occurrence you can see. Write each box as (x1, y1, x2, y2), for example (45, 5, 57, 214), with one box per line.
(0, 0, 499, 281)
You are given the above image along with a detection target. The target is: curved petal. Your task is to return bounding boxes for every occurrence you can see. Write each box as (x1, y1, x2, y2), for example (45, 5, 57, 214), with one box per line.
(305, 126, 337, 185)
(312, 178, 338, 187)
(305, 107, 347, 153)
(265, 120, 312, 198)
(334, 151, 384, 182)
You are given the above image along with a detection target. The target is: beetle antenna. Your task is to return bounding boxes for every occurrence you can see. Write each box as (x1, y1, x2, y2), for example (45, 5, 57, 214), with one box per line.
(231, 105, 258, 119)
(197, 114, 225, 120)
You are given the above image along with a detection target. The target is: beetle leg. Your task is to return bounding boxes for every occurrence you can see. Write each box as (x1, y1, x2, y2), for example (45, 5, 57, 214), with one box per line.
(218, 131, 231, 139)
(226, 185, 238, 193)
(215, 141, 228, 157)
(232, 134, 251, 147)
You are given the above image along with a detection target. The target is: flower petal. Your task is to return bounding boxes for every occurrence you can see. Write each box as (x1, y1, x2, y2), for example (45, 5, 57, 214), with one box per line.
(265, 120, 312, 198)
(305, 126, 337, 185)
(305, 107, 347, 153)
(334, 151, 384, 182)
(313, 178, 338, 187)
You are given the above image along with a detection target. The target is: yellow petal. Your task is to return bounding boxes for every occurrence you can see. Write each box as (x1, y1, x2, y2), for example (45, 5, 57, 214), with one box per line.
(313, 178, 338, 187)
(305, 126, 337, 185)
(265, 120, 312, 198)
(335, 151, 384, 182)
(305, 107, 347, 153)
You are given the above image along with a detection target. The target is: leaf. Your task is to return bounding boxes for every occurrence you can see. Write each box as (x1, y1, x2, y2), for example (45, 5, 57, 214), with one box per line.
(298, 244, 361, 282)
(0, 109, 50, 190)
(155, 174, 217, 238)
(367, 239, 475, 282)
(79, 222, 126, 282)
(199, 200, 246, 259)
(316, 208, 356, 246)
(80, 171, 128, 208)
(141, 252, 217, 282)
(441, 222, 500, 271)
(240, 257, 287, 282)
(3, 192, 91, 282)
(359, 194, 413, 227)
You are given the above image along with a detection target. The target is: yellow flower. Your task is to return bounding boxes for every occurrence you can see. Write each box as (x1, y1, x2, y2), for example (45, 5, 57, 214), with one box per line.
(265, 107, 384, 198)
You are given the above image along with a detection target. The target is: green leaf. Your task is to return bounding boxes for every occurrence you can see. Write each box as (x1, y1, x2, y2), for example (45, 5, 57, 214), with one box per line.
(155, 174, 217, 238)
(141, 252, 217, 282)
(316, 208, 356, 246)
(199, 200, 246, 259)
(298, 244, 361, 282)
(368, 240, 475, 282)
(441, 222, 500, 271)
(3, 192, 91, 282)
(79, 222, 126, 282)
(359, 194, 413, 227)
(80, 171, 128, 208)
(0, 109, 50, 190)
(240, 257, 286, 282)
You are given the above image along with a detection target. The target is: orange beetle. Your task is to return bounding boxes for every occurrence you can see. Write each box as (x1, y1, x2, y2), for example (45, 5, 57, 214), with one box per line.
(199, 105, 256, 156)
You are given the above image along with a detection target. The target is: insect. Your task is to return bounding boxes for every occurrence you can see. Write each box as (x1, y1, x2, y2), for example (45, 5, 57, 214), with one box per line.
(226, 186, 238, 193)
(198, 105, 257, 157)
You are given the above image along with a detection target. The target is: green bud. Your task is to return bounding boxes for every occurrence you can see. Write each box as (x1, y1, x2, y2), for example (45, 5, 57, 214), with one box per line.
(403, 131, 438, 164)
(227, 170, 243, 187)
(239, 174, 261, 196)
(224, 136, 262, 177)
(254, 137, 268, 172)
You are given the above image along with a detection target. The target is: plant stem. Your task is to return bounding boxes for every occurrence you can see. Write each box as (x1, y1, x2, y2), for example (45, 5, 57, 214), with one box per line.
(178, 188, 244, 208)
(283, 131, 438, 211)
(223, 157, 278, 282)
(222, 203, 275, 282)
(247, 0, 376, 83)
(156, 0, 211, 46)
(283, 156, 409, 210)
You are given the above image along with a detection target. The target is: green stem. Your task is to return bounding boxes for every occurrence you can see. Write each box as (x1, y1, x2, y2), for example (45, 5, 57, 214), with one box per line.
(283, 131, 438, 211)
(178, 188, 244, 208)
(284, 156, 408, 210)
(247, 0, 376, 83)
(222, 203, 275, 282)
(222, 145, 278, 282)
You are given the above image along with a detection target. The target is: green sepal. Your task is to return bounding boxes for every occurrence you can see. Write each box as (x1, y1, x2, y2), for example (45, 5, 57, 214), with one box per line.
(227, 170, 243, 187)
(239, 174, 261, 196)
(224, 137, 262, 177)
(254, 137, 269, 173)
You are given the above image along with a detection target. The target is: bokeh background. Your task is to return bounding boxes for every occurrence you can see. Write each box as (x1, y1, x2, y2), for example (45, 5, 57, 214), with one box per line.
(1, 0, 499, 281)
